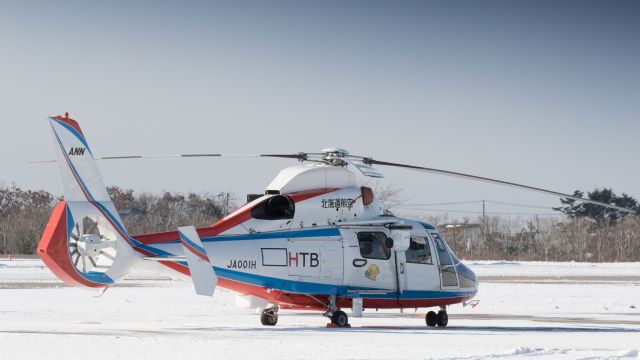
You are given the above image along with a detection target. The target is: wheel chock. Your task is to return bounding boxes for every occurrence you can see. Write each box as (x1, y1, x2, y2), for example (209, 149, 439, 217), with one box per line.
(326, 323, 351, 328)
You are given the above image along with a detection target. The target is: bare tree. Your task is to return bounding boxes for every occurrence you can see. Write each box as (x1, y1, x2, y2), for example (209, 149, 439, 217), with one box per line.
(371, 182, 410, 210)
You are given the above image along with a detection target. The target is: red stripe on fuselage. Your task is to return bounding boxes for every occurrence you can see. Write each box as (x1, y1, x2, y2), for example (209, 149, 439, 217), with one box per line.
(286, 188, 339, 203)
(211, 275, 470, 310)
(133, 206, 253, 245)
(133, 188, 339, 246)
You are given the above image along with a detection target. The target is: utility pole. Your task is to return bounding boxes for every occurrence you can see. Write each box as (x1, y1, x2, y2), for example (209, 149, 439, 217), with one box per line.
(481, 200, 487, 244)
(482, 200, 486, 224)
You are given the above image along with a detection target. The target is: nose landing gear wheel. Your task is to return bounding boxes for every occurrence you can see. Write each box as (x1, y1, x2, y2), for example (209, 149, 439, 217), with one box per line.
(260, 308, 278, 326)
(330, 310, 349, 327)
(425, 311, 437, 327)
(436, 310, 448, 327)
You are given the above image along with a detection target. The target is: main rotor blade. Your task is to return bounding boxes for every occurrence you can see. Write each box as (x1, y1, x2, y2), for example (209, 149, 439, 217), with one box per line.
(260, 153, 310, 161)
(29, 153, 309, 163)
(365, 158, 637, 213)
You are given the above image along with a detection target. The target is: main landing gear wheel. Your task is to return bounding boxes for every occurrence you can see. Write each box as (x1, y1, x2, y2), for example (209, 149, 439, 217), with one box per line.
(425, 311, 437, 327)
(260, 306, 278, 326)
(330, 310, 349, 328)
(436, 310, 448, 327)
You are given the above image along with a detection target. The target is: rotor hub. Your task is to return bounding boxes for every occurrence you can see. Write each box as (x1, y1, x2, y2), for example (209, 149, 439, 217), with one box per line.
(77, 234, 102, 257)
(321, 148, 350, 166)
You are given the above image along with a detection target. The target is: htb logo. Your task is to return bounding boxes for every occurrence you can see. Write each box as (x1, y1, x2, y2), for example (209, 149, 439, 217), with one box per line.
(68, 147, 86, 156)
(288, 252, 319, 268)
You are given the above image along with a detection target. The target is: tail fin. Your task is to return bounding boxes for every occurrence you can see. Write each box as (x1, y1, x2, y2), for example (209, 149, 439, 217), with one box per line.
(49, 115, 111, 203)
(38, 114, 138, 288)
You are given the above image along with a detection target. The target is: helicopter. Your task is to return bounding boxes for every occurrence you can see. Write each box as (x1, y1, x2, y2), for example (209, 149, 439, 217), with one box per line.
(37, 114, 636, 328)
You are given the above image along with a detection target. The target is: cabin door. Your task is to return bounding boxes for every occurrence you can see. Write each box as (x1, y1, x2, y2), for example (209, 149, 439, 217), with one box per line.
(343, 230, 396, 292)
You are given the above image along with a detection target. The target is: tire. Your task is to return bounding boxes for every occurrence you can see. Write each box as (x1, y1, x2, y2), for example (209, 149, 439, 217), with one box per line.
(425, 311, 437, 327)
(436, 311, 448, 327)
(331, 310, 349, 327)
(260, 311, 278, 326)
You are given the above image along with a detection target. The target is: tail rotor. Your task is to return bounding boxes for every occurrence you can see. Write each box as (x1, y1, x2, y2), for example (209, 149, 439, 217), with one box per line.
(68, 215, 117, 274)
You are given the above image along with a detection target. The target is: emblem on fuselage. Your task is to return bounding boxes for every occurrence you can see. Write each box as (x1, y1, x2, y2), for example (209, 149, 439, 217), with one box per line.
(365, 264, 380, 281)
(320, 197, 357, 211)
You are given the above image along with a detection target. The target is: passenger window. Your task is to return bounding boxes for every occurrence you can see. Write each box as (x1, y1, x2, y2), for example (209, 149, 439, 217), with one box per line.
(357, 232, 391, 260)
(406, 236, 432, 264)
(251, 195, 295, 220)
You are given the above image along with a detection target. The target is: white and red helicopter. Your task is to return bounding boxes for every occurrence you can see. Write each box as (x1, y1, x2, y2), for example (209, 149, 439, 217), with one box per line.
(37, 114, 635, 328)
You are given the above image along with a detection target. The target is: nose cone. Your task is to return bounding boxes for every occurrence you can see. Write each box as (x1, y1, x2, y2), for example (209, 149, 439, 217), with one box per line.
(470, 267, 479, 292)
(455, 261, 478, 290)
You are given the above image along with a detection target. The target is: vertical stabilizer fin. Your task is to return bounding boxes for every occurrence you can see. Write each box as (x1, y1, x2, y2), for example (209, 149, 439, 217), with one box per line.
(49, 115, 111, 203)
(178, 226, 217, 296)
(39, 114, 139, 289)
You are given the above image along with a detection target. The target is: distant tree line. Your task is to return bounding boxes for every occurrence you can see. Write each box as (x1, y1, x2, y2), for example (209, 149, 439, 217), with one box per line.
(0, 185, 55, 255)
(106, 186, 234, 234)
(0, 184, 234, 255)
(2, 183, 638, 261)
(425, 214, 640, 262)
(412, 188, 640, 262)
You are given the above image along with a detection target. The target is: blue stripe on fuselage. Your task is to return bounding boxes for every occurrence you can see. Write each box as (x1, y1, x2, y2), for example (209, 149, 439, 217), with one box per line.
(148, 227, 342, 246)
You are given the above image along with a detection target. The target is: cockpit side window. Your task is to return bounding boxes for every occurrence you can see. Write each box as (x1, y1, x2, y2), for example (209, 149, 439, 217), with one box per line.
(406, 236, 433, 264)
(357, 232, 391, 260)
(251, 195, 295, 220)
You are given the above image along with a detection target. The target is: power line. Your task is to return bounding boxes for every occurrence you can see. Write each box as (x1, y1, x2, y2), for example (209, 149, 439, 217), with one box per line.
(394, 200, 485, 207)
(396, 207, 564, 216)
(393, 199, 558, 210)
(484, 200, 557, 210)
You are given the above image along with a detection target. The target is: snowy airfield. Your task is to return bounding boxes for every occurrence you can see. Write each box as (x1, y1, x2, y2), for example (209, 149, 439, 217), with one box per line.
(1, 259, 639, 360)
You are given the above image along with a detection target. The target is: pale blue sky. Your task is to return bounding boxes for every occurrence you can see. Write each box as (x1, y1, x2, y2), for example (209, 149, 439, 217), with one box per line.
(1, 0, 638, 219)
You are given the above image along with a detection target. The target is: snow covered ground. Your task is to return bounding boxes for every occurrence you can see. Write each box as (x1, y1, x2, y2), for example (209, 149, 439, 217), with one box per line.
(1, 259, 639, 360)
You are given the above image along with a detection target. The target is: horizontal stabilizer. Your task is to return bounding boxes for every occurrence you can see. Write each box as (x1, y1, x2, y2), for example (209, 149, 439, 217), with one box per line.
(178, 226, 217, 296)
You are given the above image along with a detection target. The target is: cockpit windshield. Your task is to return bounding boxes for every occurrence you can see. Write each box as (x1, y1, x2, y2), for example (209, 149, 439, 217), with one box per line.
(430, 231, 475, 288)
(430, 232, 459, 265)
(431, 232, 459, 264)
